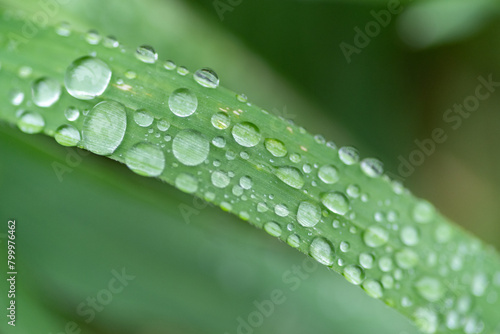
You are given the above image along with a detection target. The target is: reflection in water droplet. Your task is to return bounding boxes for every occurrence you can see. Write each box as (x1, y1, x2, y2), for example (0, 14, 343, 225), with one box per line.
(65, 56, 111, 100)
(338, 146, 359, 165)
(194, 68, 219, 88)
(211, 112, 230, 129)
(360, 158, 384, 177)
(135, 45, 158, 63)
(55, 125, 81, 147)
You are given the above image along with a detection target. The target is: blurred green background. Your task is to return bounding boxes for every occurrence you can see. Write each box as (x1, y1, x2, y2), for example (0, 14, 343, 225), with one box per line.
(1, 0, 500, 333)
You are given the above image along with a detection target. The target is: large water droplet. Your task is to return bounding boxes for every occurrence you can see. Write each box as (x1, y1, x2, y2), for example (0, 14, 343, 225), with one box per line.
(194, 68, 219, 88)
(338, 146, 359, 165)
(321, 192, 349, 215)
(211, 112, 230, 129)
(172, 130, 209, 166)
(135, 45, 157, 63)
(318, 165, 339, 184)
(82, 101, 127, 155)
(297, 201, 321, 227)
(125, 142, 165, 177)
(362, 279, 383, 299)
(343, 265, 365, 285)
(17, 111, 44, 134)
(309, 238, 335, 266)
(65, 56, 111, 100)
(231, 122, 261, 147)
(360, 158, 383, 177)
(412, 200, 435, 223)
(275, 167, 304, 189)
(175, 173, 198, 193)
(416, 277, 444, 302)
(264, 138, 287, 157)
(169, 88, 198, 117)
(55, 125, 80, 147)
(401, 226, 420, 246)
(134, 109, 154, 127)
(32, 77, 61, 107)
(363, 225, 389, 247)
(211, 171, 230, 188)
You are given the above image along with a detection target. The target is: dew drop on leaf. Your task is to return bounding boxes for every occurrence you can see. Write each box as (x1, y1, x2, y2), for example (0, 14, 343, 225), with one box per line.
(169, 88, 198, 117)
(125, 142, 165, 177)
(321, 192, 349, 215)
(264, 138, 287, 157)
(17, 111, 44, 134)
(309, 237, 335, 266)
(64, 56, 111, 100)
(338, 146, 359, 165)
(232, 122, 261, 147)
(194, 68, 219, 88)
(175, 173, 198, 194)
(135, 45, 158, 63)
(275, 166, 305, 189)
(172, 130, 209, 166)
(297, 201, 321, 227)
(363, 225, 389, 248)
(343, 265, 365, 285)
(318, 164, 339, 184)
(134, 109, 154, 127)
(264, 222, 282, 237)
(32, 77, 61, 107)
(55, 125, 80, 147)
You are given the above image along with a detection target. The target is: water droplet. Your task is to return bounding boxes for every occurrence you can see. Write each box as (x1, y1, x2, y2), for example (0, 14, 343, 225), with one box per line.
(175, 173, 198, 193)
(18, 66, 32, 78)
(471, 273, 488, 296)
(309, 238, 335, 266)
(264, 138, 287, 157)
(194, 68, 219, 88)
(211, 171, 230, 188)
(9, 90, 24, 106)
(297, 201, 321, 227)
(134, 109, 154, 127)
(289, 153, 301, 163)
(32, 77, 61, 107)
(264, 222, 282, 237)
(378, 257, 393, 272)
(103, 35, 119, 48)
(163, 60, 176, 70)
(135, 45, 157, 63)
(346, 184, 360, 198)
(256, 202, 268, 213)
(172, 130, 209, 166)
(177, 66, 189, 76)
(239, 176, 253, 189)
(55, 21, 71, 36)
(360, 158, 383, 177)
(82, 101, 127, 155)
(65, 56, 111, 100)
(236, 93, 248, 103)
(169, 88, 198, 117)
(274, 204, 289, 217)
(275, 167, 304, 189)
(416, 277, 444, 302)
(157, 118, 170, 131)
(343, 265, 365, 285)
(338, 146, 359, 165)
(211, 112, 230, 129)
(412, 200, 435, 223)
(302, 164, 312, 173)
(359, 253, 374, 269)
(287, 234, 300, 248)
(401, 226, 420, 246)
(434, 224, 452, 243)
(318, 165, 339, 184)
(314, 134, 325, 144)
(362, 279, 383, 299)
(413, 308, 438, 334)
(54, 125, 80, 147)
(85, 29, 101, 45)
(340, 241, 350, 252)
(395, 248, 419, 269)
(232, 122, 261, 147)
(446, 311, 459, 330)
(321, 192, 349, 215)
(125, 142, 165, 177)
(363, 225, 389, 247)
(125, 70, 137, 79)
(17, 111, 44, 134)
(381, 275, 394, 289)
(212, 136, 226, 148)
(64, 106, 80, 121)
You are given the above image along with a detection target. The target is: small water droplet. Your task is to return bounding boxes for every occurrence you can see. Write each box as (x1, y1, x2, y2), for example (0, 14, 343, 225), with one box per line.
(85, 29, 101, 45)
(175, 173, 198, 193)
(194, 68, 219, 88)
(163, 60, 176, 70)
(412, 200, 435, 223)
(264, 222, 282, 237)
(32, 77, 61, 107)
(17, 111, 44, 134)
(378, 257, 393, 272)
(232, 122, 261, 147)
(381, 275, 394, 289)
(413, 308, 438, 334)
(125, 70, 137, 79)
(321, 192, 349, 215)
(82, 101, 127, 155)
(363, 225, 389, 247)
(211, 112, 230, 129)
(211, 171, 230, 188)
(318, 165, 339, 184)
(125, 142, 165, 177)
(289, 153, 301, 163)
(65, 56, 111, 100)
(274, 204, 289, 217)
(103, 35, 119, 48)
(135, 45, 157, 63)
(212, 136, 226, 148)
(362, 279, 383, 299)
(416, 277, 444, 302)
(134, 109, 154, 127)
(177, 66, 189, 76)
(264, 138, 287, 157)
(9, 90, 24, 106)
(275, 167, 305, 189)
(297, 201, 321, 227)
(256, 202, 268, 213)
(55, 21, 71, 36)
(359, 253, 374, 269)
(395, 248, 419, 269)
(64, 106, 80, 121)
(338, 146, 359, 165)
(55, 125, 80, 147)
(346, 184, 360, 198)
(236, 93, 248, 103)
(309, 238, 335, 266)
(343, 265, 365, 285)
(169, 88, 198, 117)
(172, 130, 209, 166)
(18, 66, 32, 78)
(361, 158, 383, 177)
(401, 226, 420, 246)
(287, 234, 300, 248)
(239, 176, 253, 189)
(340, 241, 350, 252)
(157, 118, 170, 131)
